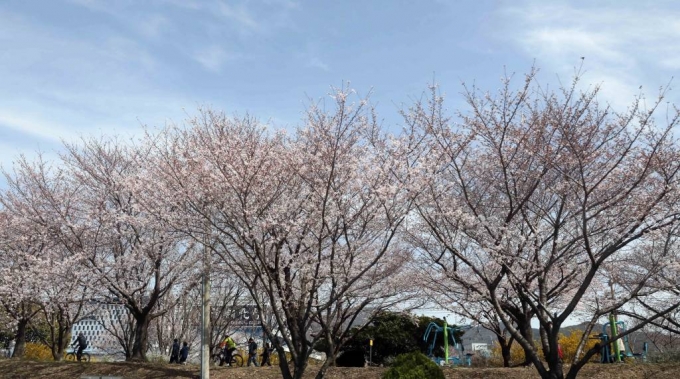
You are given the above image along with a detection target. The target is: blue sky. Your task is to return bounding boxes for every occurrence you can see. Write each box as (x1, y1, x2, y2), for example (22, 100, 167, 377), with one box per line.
(1, 0, 679, 184)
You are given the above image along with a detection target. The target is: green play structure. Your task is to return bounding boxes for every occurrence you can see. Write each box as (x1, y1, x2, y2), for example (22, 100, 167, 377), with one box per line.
(592, 315, 648, 363)
(422, 320, 472, 366)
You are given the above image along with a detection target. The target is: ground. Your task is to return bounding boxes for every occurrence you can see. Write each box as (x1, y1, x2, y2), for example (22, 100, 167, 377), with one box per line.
(1, 360, 680, 379)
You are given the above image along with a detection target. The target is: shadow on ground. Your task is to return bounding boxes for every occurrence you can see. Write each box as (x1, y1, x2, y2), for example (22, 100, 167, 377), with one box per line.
(2, 358, 680, 379)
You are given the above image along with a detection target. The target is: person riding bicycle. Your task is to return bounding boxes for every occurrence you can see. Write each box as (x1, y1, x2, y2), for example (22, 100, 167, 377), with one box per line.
(220, 334, 237, 366)
(72, 332, 88, 361)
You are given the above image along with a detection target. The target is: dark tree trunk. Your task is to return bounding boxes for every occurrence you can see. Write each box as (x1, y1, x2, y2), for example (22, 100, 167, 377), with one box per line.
(292, 354, 309, 379)
(129, 313, 150, 361)
(50, 308, 71, 361)
(518, 317, 535, 366)
(500, 339, 512, 367)
(12, 318, 28, 358)
(51, 326, 70, 361)
(275, 346, 293, 379)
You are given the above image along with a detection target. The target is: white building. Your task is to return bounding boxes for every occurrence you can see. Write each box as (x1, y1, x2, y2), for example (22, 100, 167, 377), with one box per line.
(69, 303, 128, 356)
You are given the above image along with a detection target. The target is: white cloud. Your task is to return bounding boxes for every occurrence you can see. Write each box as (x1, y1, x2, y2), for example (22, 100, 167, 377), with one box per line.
(0, 111, 78, 142)
(494, 1, 680, 109)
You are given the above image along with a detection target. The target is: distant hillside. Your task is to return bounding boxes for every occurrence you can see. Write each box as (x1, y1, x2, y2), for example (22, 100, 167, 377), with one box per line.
(462, 322, 653, 355)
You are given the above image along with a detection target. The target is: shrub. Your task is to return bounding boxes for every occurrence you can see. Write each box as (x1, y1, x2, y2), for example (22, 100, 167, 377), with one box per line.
(489, 341, 527, 366)
(24, 343, 52, 361)
(336, 349, 365, 367)
(558, 330, 599, 363)
(147, 353, 167, 364)
(382, 352, 444, 379)
(647, 350, 680, 363)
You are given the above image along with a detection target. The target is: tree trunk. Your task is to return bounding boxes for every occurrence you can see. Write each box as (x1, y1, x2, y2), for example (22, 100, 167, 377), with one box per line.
(50, 311, 71, 361)
(12, 318, 28, 358)
(314, 359, 331, 379)
(275, 346, 294, 379)
(129, 313, 150, 361)
(500, 340, 512, 367)
(51, 325, 70, 361)
(518, 319, 535, 366)
(545, 359, 564, 379)
(292, 354, 309, 379)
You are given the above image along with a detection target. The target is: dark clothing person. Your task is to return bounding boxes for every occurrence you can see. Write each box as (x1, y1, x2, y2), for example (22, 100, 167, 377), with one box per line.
(170, 339, 180, 364)
(179, 342, 189, 364)
(73, 333, 87, 362)
(260, 343, 272, 366)
(222, 346, 237, 366)
(247, 338, 258, 367)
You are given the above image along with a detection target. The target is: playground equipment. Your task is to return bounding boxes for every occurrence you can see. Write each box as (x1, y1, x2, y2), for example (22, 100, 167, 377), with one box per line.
(422, 320, 472, 366)
(592, 318, 648, 363)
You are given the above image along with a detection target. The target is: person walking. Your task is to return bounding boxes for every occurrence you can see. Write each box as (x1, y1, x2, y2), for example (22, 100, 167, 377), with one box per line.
(179, 341, 189, 364)
(169, 339, 180, 364)
(260, 342, 272, 366)
(247, 338, 259, 367)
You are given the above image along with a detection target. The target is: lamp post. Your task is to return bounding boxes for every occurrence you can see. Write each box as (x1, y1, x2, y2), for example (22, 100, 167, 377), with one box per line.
(201, 224, 211, 378)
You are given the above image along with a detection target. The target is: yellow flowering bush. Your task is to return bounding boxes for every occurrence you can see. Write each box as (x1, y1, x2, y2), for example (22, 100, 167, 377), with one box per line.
(558, 330, 599, 363)
(24, 342, 53, 361)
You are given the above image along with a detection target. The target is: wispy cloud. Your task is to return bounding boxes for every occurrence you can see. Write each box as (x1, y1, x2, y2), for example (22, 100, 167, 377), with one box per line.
(493, 1, 680, 109)
(194, 45, 243, 72)
(218, 1, 260, 31)
(137, 14, 170, 39)
(0, 111, 77, 142)
(307, 56, 330, 72)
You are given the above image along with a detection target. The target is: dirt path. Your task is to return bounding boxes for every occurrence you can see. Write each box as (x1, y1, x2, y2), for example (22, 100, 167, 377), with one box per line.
(1, 359, 680, 379)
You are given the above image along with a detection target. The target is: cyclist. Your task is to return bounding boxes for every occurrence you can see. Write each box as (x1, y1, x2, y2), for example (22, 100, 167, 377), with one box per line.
(220, 334, 237, 366)
(72, 332, 88, 362)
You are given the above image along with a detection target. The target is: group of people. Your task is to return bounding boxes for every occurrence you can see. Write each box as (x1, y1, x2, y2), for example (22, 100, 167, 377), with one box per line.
(220, 334, 274, 367)
(167, 334, 274, 367)
(169, 339, 190, 364)
(73, 331, 272, 366)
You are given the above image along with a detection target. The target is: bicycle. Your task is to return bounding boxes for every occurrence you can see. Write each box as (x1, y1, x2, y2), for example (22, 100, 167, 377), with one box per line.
(211, 348, 244, 367)
(65, 347, 90, 362)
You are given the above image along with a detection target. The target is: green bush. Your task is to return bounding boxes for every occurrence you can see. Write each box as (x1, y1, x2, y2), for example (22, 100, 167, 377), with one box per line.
(382, 352, 444, 379)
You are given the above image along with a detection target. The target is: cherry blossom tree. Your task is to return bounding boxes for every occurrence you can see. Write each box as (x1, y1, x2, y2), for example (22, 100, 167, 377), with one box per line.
(405, 69, 680, 379)
(0, 213, 44, 358)
(141, 90, 417, 379)
(32, 262, 89, 360)
(2, 140, 201, 361)
(0, 162, 65, 358)
(2, 161, 93, 360)
(57, 137, 201, 361)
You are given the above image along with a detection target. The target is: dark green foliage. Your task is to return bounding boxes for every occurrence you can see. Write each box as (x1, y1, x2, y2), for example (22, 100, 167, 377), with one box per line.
(326, 311, 465, 366)
(0, 308, 48, 348)
(335, 349, 365, 367)
(382, 351, 445, 379)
